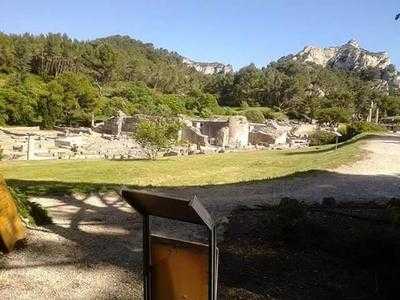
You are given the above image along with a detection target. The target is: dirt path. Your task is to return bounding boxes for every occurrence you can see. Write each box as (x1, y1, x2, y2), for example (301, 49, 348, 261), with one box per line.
(336, 135, 400, 175)
(2, 135, 400, 299)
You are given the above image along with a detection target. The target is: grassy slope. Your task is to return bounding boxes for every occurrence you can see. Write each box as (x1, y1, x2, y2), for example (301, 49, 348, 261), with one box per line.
(0, 141, 364, 188)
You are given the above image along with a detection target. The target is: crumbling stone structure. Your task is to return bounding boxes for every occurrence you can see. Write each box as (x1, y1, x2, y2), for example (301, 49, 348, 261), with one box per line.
(93, 114, 143, 136)
(182, 116, 250, 148)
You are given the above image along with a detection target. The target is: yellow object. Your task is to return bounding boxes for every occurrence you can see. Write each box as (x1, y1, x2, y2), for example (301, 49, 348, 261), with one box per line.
(0, 176, 26, 252)
(150, 235, 209, 300)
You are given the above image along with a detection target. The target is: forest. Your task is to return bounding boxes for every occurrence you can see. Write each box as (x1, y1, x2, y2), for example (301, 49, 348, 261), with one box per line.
(0, 32, 400, 128)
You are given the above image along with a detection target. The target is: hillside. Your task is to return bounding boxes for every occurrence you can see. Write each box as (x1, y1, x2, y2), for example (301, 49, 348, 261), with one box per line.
(0, 33, 400, 129)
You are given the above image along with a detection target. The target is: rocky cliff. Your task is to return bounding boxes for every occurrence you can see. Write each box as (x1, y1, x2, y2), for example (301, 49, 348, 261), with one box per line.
(280, 40, 399, 88)
(182, 57, 233, 75)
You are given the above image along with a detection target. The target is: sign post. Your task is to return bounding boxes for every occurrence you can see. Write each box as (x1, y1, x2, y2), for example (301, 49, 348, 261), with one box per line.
(121, 189, 218, 300)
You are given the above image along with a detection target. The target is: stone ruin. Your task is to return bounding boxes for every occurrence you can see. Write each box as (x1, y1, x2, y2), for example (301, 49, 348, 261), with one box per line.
(0, 126, 144, 161)
(0, 113, 316, 161)
(180, 116, 314, 153)
(93, 111, 141, 136)
(181, 116, 249, 149)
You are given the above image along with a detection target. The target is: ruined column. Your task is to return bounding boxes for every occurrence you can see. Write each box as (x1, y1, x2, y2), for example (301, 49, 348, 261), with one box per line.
(26, 134, 35, 160)
(228, 116, 249, 148)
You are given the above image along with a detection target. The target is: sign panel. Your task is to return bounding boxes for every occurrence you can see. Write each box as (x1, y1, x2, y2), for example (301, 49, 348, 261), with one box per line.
(0, 176, 26, 252)
(150, 235, 209, 300)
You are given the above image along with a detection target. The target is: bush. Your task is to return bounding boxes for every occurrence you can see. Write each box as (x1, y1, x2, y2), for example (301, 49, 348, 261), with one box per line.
(220, 107, 238, 116)
(240, 101, 249, 109)
(238, 107, 288, 122)
(315, 107, 352, 126)
(286, 110, 311, 122)
(337, 123, 354, 141)
(269, 198, 311, 243)
(309, 130, 337, 146)
(133, 118, 181, 159)
(9, 184, 52, 225)
(243, 109, 265, 123)
(338, 122, 387, 142)
(271, 111, 289, 121)
(351, 121, 387, 134)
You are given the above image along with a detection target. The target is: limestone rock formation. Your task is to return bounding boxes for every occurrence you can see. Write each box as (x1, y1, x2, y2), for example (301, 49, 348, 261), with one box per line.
(280, 40, 389, 71)
(182, 57, 233, 75)
(280, 40, 399, 88)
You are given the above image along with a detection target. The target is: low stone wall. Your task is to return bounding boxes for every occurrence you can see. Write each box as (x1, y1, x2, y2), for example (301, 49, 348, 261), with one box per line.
(94, 116, 142, 135)
(249, 131, 276, 145)
(181, 126, 209, 146)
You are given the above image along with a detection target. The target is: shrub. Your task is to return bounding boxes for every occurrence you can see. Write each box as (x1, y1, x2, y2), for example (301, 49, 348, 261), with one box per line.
(240, 101, 249, 109)
(309, 130, 337, 146)
(286, 110, 311, 122)
(337, 123, 355, 141)
(220, 107, 238, 116)
(315, 107, 352, 127)
(9, 185, 52, 225)
(243, 109, 265, 123)
(269, 198, 311, 243)
(351, 121, 387, 134)
(257, 107, 277, 119)
(271, 111, 289, 121)
(337, 122, 387, 142)
(133, 118, 181, 160)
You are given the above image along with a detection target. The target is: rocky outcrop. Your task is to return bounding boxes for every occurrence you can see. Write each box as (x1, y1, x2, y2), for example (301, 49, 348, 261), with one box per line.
(281, 40, 390, 71)
(182, 57, 233, 75)
(280, 40, 399, 88)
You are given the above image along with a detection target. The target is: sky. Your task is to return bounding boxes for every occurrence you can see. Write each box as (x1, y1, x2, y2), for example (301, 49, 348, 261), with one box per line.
(0, 0, 399, 70)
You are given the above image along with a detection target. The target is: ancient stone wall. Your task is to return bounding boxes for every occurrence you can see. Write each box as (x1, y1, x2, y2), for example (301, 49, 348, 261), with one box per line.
(249, 131, 276, 145)
(199, 121, 228, 146)
(228, 116, 249, 148)
(181, 126, 209, 146)
(121, 116, 140, 132)
(94, 116, 141, 135)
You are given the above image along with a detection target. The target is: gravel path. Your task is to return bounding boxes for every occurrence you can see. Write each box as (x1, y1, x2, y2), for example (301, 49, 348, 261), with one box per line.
(1, 135, 400, 299)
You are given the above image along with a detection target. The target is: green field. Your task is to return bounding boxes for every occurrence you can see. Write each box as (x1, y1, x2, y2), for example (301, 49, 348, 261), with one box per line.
(0, 141, 364, 188)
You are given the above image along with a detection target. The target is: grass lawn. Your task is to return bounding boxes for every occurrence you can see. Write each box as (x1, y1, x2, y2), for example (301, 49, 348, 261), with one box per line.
(0, 140, 365, 188)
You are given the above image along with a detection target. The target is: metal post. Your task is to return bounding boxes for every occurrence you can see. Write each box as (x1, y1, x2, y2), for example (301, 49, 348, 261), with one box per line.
(208, 228, 213, 300)
(213, 226, 218, 300)
(208, 226, 217, 300)
(143, 215, 151, 300)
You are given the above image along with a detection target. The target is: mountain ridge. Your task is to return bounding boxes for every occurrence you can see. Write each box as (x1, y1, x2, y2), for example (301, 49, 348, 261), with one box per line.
(278, 39, 400, 89)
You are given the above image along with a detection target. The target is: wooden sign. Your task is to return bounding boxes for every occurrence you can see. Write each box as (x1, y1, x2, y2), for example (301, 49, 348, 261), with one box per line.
(0, 176, 26, 252)
(121, 189, 219, 300)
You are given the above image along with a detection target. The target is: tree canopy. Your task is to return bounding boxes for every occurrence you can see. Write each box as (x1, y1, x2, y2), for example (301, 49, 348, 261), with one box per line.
(0, 32, 399, 128)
